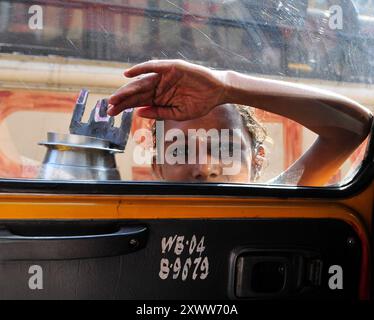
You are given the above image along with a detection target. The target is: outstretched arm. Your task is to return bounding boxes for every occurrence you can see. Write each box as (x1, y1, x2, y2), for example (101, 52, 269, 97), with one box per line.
(108, 59, 373, 186)
(223, 71, 373, 186)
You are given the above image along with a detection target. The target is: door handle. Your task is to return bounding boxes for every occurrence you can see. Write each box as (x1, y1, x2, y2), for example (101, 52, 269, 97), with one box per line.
(0, 225, 147, 261)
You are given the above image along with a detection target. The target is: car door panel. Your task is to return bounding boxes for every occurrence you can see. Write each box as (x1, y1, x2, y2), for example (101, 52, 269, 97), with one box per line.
(0, 217, 366, 299)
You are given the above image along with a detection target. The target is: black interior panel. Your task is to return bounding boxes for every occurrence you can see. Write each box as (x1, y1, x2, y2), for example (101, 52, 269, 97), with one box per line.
(0, 219, 362, 299)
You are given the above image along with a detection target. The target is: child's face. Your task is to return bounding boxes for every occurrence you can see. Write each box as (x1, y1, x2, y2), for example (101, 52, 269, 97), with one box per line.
(152, 105, 253, 183)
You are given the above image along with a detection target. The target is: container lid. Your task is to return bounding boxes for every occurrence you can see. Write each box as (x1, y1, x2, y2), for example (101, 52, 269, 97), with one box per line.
(38, 132, 123, 153)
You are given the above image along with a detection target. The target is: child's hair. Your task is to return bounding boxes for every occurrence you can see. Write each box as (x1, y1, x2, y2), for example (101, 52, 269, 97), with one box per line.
(233, 104, 267, 149)
(233, 104, 268, 182)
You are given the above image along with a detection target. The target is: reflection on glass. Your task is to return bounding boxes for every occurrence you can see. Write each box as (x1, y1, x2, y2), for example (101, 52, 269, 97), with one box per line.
(0, 0, 372, 187)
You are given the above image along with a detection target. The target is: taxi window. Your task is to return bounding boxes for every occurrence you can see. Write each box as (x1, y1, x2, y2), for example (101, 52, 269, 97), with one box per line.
(0, 0, 372, 188)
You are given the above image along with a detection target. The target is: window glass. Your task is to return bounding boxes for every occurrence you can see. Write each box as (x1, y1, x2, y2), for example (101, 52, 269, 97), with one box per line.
(0, 0, 372, 186)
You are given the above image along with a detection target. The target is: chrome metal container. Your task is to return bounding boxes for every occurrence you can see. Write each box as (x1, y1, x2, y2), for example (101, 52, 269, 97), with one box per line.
(38, 89, 133, 181)
(38, 132, 122, 181)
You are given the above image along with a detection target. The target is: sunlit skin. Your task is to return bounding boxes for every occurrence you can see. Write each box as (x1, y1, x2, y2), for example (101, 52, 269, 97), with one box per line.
(108, 59, 373, 186)
(152, 104, 253, 183)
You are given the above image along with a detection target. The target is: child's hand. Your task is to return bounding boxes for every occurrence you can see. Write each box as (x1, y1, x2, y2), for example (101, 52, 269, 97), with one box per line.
(108, 60, 228, 120)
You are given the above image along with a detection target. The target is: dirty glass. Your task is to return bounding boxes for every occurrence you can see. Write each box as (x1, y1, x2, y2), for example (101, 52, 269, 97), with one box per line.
(0, 0, 372, 187)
